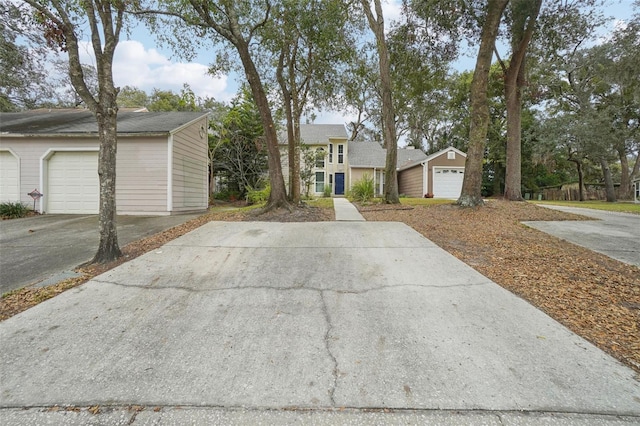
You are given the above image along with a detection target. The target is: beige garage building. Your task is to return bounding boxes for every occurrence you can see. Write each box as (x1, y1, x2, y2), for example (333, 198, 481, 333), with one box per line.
(0, 110, 210, 215)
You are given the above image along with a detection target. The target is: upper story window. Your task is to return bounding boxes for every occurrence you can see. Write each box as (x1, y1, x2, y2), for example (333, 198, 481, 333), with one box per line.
(316, 148, 325, 168)
(328, 144, 333, 164)
(338, 144, 344, 164)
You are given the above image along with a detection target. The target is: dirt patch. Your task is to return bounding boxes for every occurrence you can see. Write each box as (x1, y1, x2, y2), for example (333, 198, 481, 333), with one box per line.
(361, 200, 640, 374)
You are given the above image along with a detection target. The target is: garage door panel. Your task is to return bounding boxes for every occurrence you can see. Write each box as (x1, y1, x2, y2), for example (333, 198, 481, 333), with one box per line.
(47, 151, 99, 214)
(433, 167, 464, 199)
(0, 151, 20, 202)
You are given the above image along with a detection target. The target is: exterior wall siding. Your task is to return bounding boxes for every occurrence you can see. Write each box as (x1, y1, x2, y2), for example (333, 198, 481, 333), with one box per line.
(398, 166, 423, 197)
(0, 136, 169, 214)
(171, 117, 209, 212)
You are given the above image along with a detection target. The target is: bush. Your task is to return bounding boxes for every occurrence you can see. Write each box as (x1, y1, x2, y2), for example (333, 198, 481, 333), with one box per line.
(322, 184, 332, 198)
(213, 189, 241, 202)
(351, 174, 374, 203)
(246, 183, 271, 205)
(0, 201, 31, 219)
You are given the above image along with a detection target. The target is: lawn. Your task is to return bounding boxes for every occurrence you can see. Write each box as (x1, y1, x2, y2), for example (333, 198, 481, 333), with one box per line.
(534, 200, 640, 214)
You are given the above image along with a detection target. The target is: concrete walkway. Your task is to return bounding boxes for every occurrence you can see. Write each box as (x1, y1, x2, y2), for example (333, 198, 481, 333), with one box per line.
(525, 205, 640, 268)
(333, 197, 365, 221)
(1, 221, 638, 424)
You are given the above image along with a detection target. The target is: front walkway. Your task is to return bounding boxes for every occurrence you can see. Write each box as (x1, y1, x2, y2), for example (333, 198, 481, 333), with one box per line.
(333, 198, 365, 221)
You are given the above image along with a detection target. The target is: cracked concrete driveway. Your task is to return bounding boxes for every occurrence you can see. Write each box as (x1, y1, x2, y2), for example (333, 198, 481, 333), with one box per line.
(1, 221, 639, 424)
(0, 213, 202, 294)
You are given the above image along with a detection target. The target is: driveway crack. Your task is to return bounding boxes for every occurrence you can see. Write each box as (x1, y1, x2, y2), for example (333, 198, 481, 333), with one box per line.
(320, 290, 338, 407)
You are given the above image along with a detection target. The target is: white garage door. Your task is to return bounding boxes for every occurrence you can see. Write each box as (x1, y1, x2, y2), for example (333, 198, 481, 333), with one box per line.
(433, 167, 464, 199)
(0, 151, 20, 202)
(48, 151, 99, 214)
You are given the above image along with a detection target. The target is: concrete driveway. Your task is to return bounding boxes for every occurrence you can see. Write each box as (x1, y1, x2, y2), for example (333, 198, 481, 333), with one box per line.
(524, 205, 640, 268)
(1, 221, 638, 424)
(0, 213, 202, 294)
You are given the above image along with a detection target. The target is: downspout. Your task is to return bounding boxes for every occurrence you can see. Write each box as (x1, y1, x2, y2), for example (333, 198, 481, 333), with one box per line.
(167, 134, 173, 212)
(422, 162, 427, 197)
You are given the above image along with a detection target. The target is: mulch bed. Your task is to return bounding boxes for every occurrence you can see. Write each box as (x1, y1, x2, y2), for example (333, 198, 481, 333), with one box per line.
(2, 199, 638, 376)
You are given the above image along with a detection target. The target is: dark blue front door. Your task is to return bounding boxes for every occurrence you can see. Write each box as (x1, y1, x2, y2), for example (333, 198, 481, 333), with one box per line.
(335, 173, 345, 195)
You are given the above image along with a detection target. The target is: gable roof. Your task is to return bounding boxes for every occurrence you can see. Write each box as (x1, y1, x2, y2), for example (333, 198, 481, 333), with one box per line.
(422, 146, 467, 163)
(348, 141, 428, 169)
(278, 124, 347, 145)
(0, 110, 209, 136)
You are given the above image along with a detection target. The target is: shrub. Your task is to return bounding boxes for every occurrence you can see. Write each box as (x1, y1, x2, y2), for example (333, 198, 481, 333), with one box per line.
(246, 183, 271, 205)
(213, 189, 241, 201)
(0, 201, 31, 219)
(322, 184, 332, 198)
(351, 174, 375, 203)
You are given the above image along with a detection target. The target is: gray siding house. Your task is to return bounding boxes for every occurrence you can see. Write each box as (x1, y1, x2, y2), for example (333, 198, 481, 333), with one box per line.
(0, 110, 210, 215)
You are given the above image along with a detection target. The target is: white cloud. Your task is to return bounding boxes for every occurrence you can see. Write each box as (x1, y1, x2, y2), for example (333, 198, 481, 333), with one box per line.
(77, 40, 234, 102)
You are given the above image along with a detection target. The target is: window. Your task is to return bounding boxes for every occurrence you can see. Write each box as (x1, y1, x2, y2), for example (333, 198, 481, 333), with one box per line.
(316, 148, 325, 168)
(329, 174, 333, 191)
(315, 172, 325, 193)
(328, 144, 333, 164)
(338, 144, 344, 164)
(447, 151, 456, 160)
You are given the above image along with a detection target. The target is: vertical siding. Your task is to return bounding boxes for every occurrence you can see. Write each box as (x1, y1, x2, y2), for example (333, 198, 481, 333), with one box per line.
(398, 165, 424, 197)
(172, 118, 208, 211)
(116, 137, 168, 213)
(0, 136, 169, 214)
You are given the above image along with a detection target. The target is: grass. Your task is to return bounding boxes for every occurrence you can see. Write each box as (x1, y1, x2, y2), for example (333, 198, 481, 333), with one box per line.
(306, 198, 334, 208)
(534, 200, 640, 214)
(400, 198, 456, 206)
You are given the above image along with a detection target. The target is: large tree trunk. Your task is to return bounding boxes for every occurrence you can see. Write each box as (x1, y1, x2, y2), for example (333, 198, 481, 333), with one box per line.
(236, 41, 290, 211)
(503, 69, 523, 201)
(503, 0, 542, 201)
(458, 0, 509, 207)
(92, 107, 122, 263)
(600, 158, 617, 202)
(361, 0, 399, 204)
(617, 145, 631, 199)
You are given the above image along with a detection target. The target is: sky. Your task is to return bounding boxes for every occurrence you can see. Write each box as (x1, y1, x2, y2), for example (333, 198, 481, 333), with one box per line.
(76, 0, 636, 124)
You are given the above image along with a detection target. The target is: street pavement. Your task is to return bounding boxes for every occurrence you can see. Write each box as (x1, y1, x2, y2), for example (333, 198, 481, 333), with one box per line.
(524, 205, 640, 268)
(0, 213, 203, 294)
(1, 217, 639, 424)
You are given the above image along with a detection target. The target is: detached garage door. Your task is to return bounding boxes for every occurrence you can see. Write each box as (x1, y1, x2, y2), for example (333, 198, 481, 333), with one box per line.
(48, 151, 99, 214)
(433, 167, 464, 199)
(0, 151, 19, 202)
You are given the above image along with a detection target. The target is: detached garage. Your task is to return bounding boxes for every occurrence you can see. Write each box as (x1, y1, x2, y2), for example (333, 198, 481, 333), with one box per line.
(398, 147, 467, 199)
(0, 110, 210, 215)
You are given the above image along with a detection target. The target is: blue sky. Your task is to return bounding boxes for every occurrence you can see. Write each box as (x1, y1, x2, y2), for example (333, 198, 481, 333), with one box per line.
(77, 0, 636, 123)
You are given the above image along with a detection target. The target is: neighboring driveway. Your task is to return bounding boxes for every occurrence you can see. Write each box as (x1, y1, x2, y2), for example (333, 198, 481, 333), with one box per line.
(524, 205, 640, 268)
(1, 221, 638, 424)
(0, 213, 202, 294)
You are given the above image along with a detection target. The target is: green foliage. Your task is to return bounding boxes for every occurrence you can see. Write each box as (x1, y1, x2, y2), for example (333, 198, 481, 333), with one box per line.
(0, 201, 30, 219)
(323, 183, 332, 198)
(211, 86, 267, 198)
(148, 84, 199, 112)
(117, 86, 149, 108)
(246, 183, 270, 205)
(213, 189, 241, 202)
(351, 174, 375, 203)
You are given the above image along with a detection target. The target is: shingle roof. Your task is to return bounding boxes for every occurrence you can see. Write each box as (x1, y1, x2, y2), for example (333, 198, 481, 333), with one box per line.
(278, 124, 347, 145)
(0, 110, 209, 135)
(348, 141, 428, 169)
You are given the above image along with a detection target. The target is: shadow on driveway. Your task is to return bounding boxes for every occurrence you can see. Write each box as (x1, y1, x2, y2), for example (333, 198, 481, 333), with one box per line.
(0, 213, 203, 294)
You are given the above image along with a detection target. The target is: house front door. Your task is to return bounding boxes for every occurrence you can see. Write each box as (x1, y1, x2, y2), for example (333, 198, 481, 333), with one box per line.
(335, 173, 345, 195)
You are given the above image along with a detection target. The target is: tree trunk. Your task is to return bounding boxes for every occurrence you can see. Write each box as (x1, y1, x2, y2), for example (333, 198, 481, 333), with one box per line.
(503, 0, 542, 201)
(361, 0, 399, 204)
(236, 41, 290, 211)
(503, 69, 523, 201)
(92, 108, 122, 263)
(458, 0, 509, 207)
(617, 145, 631, 199)
(600, 158, 617, 202)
